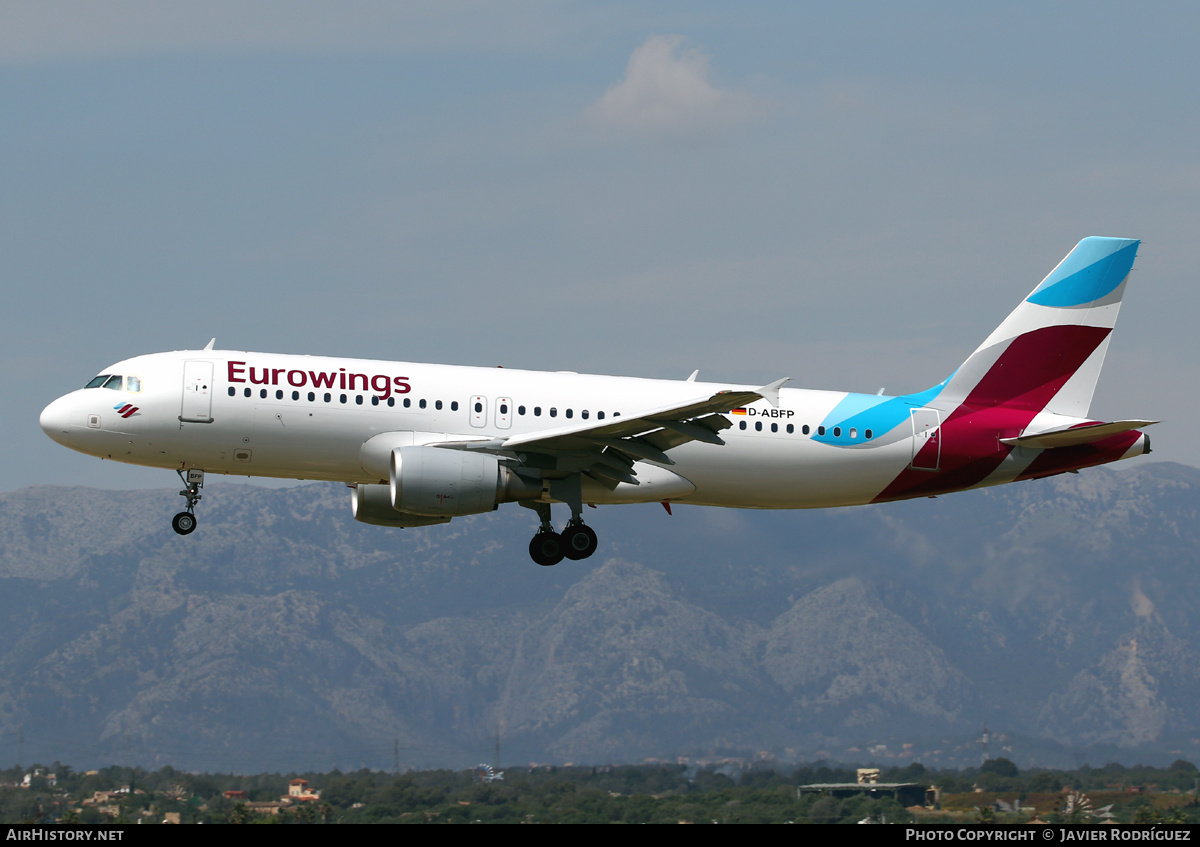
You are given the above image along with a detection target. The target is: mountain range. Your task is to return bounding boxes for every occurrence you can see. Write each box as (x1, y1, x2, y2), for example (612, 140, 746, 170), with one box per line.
(0, 461, 1197, 772)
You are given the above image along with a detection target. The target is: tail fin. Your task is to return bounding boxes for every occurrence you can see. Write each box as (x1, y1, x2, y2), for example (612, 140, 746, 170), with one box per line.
(938, 236, 1139, 417)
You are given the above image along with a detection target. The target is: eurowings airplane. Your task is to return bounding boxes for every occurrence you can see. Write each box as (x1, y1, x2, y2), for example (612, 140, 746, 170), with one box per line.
(40, 237, 1155, 565)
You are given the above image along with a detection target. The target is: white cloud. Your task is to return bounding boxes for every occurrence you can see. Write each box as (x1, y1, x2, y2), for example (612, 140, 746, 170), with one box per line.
(585, 35, 761, 138)
(1130, 579, 1156, 619)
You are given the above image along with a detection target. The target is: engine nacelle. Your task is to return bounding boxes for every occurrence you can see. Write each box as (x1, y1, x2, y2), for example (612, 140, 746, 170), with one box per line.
(351, 483, 452, 527)
(390, 446, 507, 517)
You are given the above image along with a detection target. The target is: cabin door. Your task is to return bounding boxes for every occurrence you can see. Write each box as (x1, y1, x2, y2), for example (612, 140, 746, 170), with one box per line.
(181, 360, 215, 423)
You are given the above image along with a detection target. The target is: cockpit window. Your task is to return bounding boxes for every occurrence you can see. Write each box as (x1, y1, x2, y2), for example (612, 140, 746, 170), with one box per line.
(85, 374, 132, 390)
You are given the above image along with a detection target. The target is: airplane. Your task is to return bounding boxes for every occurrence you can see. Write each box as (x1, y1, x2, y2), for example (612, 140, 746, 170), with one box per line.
(39, 237, 1156, 566)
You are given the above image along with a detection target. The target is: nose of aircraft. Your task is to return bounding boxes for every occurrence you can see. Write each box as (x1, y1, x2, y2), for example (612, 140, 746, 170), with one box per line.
(39, 396, 74, 446)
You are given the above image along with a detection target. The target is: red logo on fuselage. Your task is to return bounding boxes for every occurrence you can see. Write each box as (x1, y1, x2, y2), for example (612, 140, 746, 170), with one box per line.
(227, 361, 412, 401)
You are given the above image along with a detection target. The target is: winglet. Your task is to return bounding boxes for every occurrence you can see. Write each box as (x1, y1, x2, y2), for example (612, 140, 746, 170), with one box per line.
(203, 338, 216, 351)
(755, 377, 790, 408)
(686, 369, 699, 382)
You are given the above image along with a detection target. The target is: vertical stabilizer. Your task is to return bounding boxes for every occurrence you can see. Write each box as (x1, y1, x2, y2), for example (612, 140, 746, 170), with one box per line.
(938, 237, 1139, 417)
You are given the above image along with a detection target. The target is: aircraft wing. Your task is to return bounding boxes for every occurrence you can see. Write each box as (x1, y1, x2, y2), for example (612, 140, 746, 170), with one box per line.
(442, 377, 789, 488)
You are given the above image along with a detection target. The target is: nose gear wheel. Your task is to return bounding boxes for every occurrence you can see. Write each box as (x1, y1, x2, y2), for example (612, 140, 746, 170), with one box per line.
(172, 512, 197, 535)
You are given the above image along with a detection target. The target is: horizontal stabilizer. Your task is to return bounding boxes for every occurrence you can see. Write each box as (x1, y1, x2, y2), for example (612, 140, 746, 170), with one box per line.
(1001, 420, 1158, 449)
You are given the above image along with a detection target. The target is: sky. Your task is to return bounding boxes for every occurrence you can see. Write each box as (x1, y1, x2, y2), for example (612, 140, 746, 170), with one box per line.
(4, 1, 1198, 492)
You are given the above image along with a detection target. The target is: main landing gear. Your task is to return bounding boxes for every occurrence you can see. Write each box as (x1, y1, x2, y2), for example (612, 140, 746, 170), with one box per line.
(524, 501, 599, 566)
(172, 468, 204, 536)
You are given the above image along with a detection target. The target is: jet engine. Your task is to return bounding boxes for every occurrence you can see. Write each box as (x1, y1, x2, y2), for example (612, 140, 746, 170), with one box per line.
(351, 483, 451, 527)
(390, 445, 540, 517)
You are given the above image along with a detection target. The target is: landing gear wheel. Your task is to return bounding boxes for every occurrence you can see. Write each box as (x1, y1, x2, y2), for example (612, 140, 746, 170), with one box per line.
(561, 524, 598, 560)
(172, 511, 197, 536)
(529, 531, 564, 567)
(174, 469, 203, 537)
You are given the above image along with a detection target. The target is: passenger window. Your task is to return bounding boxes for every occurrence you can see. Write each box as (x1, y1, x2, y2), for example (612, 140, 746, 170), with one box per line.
(817, 426, 825, 436)
(582, 410, 589, 419)
(849, 428, 857, 438)
(739, 421, 746, 430)
(803, 425, 810, 435)
(518, 405, 526, 415)
(865, 429, 873, 439)
(786, 424, 794, 434)
(771, 423, 778, 433)
(260, 389, 268, 399)
(755, 421, 762, 431)
(419, 399, 427, 409)
(324, 393, 331, 403)
(244, 388, 252, 398)
(534, 406, 542, 416)
(356, 395, 363, 405)
(276, 390, 283, 400)
(403, 398, 411, 407)
(308, 392, 315, 402)
(549, 407, 557, 418)
(435, 400, 443, 410)
(293, 391, 300, 400)
(598, 411, 605, 420)
(566, 409, 573, 419)
(388, 398, 395, 407)
(227, 387, 235, 397)
(833, 427, 841, 437)
(451, 401, 459, 411)
(474, 402, 482, 413)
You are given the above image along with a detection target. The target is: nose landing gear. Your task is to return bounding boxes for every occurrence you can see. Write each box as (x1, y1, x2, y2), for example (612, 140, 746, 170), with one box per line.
(172, 468, 204, 536)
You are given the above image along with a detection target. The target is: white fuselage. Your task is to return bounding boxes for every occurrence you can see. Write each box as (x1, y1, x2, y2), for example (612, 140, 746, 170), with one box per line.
(40, 346, 1150, 515)
(41, 349, 937, 509)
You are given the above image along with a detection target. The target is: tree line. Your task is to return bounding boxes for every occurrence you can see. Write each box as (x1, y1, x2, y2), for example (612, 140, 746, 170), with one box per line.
(2, 758, 1198, 824)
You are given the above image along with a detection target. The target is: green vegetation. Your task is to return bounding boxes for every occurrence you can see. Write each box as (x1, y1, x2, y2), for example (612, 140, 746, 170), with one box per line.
(2, 759, 1199, 823)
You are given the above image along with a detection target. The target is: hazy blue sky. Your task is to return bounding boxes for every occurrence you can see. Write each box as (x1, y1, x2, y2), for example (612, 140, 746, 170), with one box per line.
(4, 1, 1197, 491)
